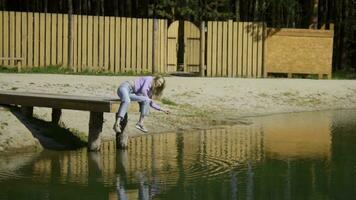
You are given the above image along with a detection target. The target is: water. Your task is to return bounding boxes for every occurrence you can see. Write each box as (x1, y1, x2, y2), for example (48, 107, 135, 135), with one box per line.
(1, 110, 356, 200)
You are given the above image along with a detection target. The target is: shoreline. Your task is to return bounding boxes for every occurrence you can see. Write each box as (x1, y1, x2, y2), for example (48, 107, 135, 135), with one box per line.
(1, 73, 356, 153)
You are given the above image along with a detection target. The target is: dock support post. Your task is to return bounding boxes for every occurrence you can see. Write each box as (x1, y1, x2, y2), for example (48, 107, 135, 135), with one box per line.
(21, 106, 33, 118)
(116, 113, 128, 149)
(88, 111, 103, 151)
(52, 108, 62, 124)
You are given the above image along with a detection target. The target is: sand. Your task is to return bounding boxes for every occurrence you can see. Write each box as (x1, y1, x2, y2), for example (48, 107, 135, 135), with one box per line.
(1, 73, 356, 152)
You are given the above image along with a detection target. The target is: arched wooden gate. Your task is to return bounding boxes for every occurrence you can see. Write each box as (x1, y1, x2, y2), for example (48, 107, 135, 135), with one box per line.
(167, 21, 201, 73)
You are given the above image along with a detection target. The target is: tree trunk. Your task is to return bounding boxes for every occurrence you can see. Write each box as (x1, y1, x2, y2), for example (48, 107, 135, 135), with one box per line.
(235, 0, 240, 21)
(310, 0, 319, 29)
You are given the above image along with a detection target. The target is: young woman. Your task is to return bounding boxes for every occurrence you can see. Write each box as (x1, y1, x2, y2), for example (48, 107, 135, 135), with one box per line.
(114, 75, 170, 133)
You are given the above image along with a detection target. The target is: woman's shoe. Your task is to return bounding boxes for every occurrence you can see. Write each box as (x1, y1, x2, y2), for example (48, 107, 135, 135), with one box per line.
(113, 121, 122, 133)
(135, 123, 148, 133)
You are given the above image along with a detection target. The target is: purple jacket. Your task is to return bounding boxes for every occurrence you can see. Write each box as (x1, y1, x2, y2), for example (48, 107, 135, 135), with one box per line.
(133, 76, 161, 111)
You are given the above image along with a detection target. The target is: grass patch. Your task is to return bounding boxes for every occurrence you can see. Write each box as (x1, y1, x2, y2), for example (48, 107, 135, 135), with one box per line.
(161, 98, 178, 106)
(333, 69, 356, 80)
(0, 65, 155, 76)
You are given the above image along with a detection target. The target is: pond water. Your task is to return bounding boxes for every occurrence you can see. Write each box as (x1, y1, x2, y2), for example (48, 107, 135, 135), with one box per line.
(1, 110, 356, 200)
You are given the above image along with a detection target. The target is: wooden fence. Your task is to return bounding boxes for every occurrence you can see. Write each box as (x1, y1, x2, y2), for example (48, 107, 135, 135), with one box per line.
(0, 11, 167, 73)
(206, 21, 265, 77)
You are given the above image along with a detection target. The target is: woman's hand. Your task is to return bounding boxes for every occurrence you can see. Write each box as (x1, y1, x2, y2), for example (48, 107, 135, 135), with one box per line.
(161, 109, 171, 114)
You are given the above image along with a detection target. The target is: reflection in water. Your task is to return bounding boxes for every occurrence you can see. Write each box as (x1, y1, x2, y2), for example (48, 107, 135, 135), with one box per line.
(0, 110, 356, 200)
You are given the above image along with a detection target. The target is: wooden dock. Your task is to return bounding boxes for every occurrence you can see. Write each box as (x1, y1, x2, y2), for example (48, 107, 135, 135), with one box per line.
(0, 90, 125, 151)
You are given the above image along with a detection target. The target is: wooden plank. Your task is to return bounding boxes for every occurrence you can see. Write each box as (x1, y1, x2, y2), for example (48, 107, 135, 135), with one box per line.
(57, 14, 63, 66)
(51, 14, 57, 66)
(9, 12, 15, 66)
(257, 23, 263, 77)
(237, 22, 243, 77)
(104, 16, 110, 71)
(164, 20, 168, 73)
(0, 90, 120, 113)
(232, 22, 238, 77)
(211, 21, 217, 77)
(137, 18, 142, 73)
(216, 22, 222, 76)
(114, 17, 120, 73)
(45, 13, 51, 66)
(87, 16, 93, 70)
(159, 20, 165, 73)
(247, 22, 253, 77)
(142, 19, 148, 73)
(21, 12, 27, 67)
(27, 13, 34, 67)
(120, 18, 126, 72)
(81, 16, 87, 71)
(227, 20, 233, 77)
(131, 18, 137, 73)
(147, 19, 153, 72)
(72, 15, 78, 70)
(33, 13, 40, 67)
(222, 21, 228, 76)
(40, 13, 45, 67)
(77, 15, 82, 71)
(2, 12, 9, 66)
(92, 16, 98, 70)
(109, 17, 115, 72)
(252, 23, 259, 77)
(0, 12, 3, 66)
(207, 21, 212, 77)
(99, 16, 104, 70)
(126, 18, 132, 72)
(62, 14, 68, 67)
(242, 22, 248, 77)
(15, 12, 22, 68)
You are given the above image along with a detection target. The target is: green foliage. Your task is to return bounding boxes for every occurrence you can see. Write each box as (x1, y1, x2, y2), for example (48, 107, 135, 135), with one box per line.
(161, 98, 178, 106)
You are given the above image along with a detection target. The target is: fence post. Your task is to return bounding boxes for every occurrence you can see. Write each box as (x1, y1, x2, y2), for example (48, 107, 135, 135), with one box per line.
(152, 19, 158, 74)
(200, 21, 205, 77)
(68, 0, 74, 71)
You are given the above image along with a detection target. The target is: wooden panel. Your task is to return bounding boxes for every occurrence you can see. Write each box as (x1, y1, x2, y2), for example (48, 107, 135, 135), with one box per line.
(142, 19, 148, 72)
(206, 21, 212, 76)
(62, 14, 68, 67)
(160, 20, 165, 73)
(216, 22, 222, 76)
(109, 17, 115, 72)
(9, 12, 15, 66)
(131, 18, 137, 73)
(237, 22, 243, 77)
(104, 17, 110, 71)
(45, 13, 51, 66)
(39, 13, 45, 67)
(57, 14, 63, 66)
(87, 16, 93, 70)
(211, 21, 217, 77)
(164, 20, 168, 73)
(126, 18, 132, 72)
(232, 22, 238, 77)
(33, 13, 40, 67)
(114, 17, 120, 73)
(51, 14, 57, 65)
(15, 12, 22, 66)
(154, 19, 160, 72)
(0, 90, 120, 113)
(21, 12, 28, 67)
(81, 16, 87, 70)
(167, 21, 178, 73)
(27, 13, 34, 67)
(92, 16, 98, 70)
(147, 19, 153, 72)
(120, 18, 126, 72)
(98, 16, 104, 70)
(137, 18, 142, 73)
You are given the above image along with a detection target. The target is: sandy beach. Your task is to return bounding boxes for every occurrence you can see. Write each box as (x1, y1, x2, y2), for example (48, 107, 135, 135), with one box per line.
(1, 73, 356, 152)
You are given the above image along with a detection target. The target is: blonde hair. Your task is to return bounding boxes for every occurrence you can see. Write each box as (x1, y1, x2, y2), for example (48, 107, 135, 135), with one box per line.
(151, 75, 166, 98)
